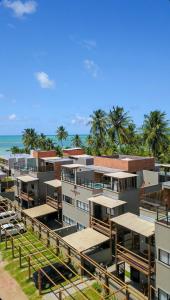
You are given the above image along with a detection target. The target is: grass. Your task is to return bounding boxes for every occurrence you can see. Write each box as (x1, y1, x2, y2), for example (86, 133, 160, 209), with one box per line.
(0, 241, 41, 300)
(0, 230, 78, 300)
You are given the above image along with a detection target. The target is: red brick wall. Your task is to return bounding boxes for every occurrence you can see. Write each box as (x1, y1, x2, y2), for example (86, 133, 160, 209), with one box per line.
(32, 150, 56, 158)
(94, 156, 155, 172)
(94, 156, 129, 171)
(63, 148, 85, 156)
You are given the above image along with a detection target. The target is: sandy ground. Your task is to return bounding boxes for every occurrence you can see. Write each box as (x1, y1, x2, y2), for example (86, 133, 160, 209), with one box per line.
(0, 258, 28, 300)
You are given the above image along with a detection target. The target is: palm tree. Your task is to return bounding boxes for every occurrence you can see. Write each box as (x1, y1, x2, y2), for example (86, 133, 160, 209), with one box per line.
(72, 134, 82, 148)
(142, 110, 169, 158)
(89, 109, 107, 154)
(37, 133, 47, 150)
(108, 106, 130, 150)
(22, 128, 38, 152)
(44, 138, 55, 150)
(56, 126, 68, 148)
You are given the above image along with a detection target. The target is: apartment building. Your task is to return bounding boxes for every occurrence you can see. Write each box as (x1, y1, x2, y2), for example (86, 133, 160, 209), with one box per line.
(14, 150, 67, 208)
(155, 182, 170, 300)
(61, 160, 142, 230)
(111, 212, 155, 300)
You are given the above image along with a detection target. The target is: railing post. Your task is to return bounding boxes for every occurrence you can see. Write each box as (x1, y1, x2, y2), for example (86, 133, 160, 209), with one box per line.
(126, 287, 130, 300)
(11, 237, 14, 258)
(47, 230, 50, 247)
(28, 256, 31, 279)
(0, 225, 2, 242)
(19, 246, 22, 268)
(5, 230, 8, 250)
(38, 269, 42, 295)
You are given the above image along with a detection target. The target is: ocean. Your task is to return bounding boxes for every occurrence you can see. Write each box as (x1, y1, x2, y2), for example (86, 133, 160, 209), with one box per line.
(0, 135, 87, 157)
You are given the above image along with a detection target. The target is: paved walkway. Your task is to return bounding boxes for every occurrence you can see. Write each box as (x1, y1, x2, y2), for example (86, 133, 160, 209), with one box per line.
(43, 278, 96, 300)
(0, 255, 28, 300)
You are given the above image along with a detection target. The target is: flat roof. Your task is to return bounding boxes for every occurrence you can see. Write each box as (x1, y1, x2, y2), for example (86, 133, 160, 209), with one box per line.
(87, 165, 124, 174)
(69, 154, 93, 159)
(41, 157, 72, 162)
(63, 148, 82, 151)
(104, 171, 138, 179)
(63, 228, 109, 252)
(111, 212, 155, 237)
(44, 179, 61, 188)
(0, 153, 31, 160)
(163, 181, 170, 189)
(88, 195, 126, 209)
(17, 175, 39, 183)
(23, 204, 57, 218)
(61, 163, 85, 169)
(159, 164, 170, 168)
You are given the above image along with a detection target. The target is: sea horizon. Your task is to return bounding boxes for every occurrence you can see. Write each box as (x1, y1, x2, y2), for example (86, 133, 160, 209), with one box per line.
(0, 134, 88, 156)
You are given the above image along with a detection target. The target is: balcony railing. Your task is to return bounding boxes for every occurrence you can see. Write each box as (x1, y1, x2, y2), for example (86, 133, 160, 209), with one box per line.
(14, 165, 54, 173)
(90, 216, 115, 237)
(46, 196, 62, 210)
(20, 191, 35, 201)
(61, 174, 103, 191)
(156, 206, 170, 226)
(117, 244, 155, 275)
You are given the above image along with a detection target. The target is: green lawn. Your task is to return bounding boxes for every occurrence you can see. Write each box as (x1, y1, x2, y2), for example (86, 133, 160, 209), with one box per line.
(0, 230, 78, 300)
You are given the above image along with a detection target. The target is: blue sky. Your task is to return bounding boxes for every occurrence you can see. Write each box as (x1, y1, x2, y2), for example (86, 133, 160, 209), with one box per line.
(0, 0, 170, 135)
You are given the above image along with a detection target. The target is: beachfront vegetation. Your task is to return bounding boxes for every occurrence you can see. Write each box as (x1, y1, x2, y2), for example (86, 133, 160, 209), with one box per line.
(10, 106, 170, 162)
(56, 126, 68, 147)
(71, 134, 82, 148)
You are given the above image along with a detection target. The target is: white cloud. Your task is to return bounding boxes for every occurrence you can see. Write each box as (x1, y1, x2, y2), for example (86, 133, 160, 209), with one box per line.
(81, 39, 96, 50)
(8, 113, 16, 120)
(2, 0, 37, 18)
(83, 59, 101, 78)
(35, 72, 55, 89)
(71, 115, 90, 126)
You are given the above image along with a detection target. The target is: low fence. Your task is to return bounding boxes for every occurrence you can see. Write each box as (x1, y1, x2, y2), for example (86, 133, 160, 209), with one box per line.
(1, 197, 150, 300)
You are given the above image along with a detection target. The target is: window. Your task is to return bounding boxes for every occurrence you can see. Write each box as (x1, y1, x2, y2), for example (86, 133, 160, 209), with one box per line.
(63, 215, 75, 225)
(77, 223, 85, 231)
(63, 195, 74, 205)
(106, 207, 115, 216)
(158, 289, 170, 300)
(77, 200, 89, 212)
(159, 249, 170, 266)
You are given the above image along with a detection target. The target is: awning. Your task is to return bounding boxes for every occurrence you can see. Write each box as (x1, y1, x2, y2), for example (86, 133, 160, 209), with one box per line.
(63, 228, 109, 252)
(44, 179, 61, 188)
(23, 204, 57, 218)
(111, 212, 155, 237)
(88, 195, 126, 209)
(61, 164, 84, 169)
(159, 164, 170, 168)
(17, 175, 39, 183)
(104, 171, 138, 179)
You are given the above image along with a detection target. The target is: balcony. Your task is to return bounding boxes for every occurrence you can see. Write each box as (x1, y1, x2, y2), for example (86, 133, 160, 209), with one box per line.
(62, 174, 103, 191)
(46, 195, 62, 210)
(15, 165, 54, 173)
(117, 244, 155, 275)
(20, 191, 35, 202)
(90, 216, 114, 237)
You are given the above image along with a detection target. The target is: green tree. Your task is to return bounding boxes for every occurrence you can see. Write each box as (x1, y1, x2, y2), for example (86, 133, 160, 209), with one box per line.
(108, 106, 130, 150)
(56, 126, 68, 148)
(10, 146, 25, 154)
(71, 134, 82, 148)
(89, 109, 107, 155)
(22, 128, 38, 152)
(142, 110, 170, 158)
(37, 133, 47, 150)
(44, 138, 55, 150)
